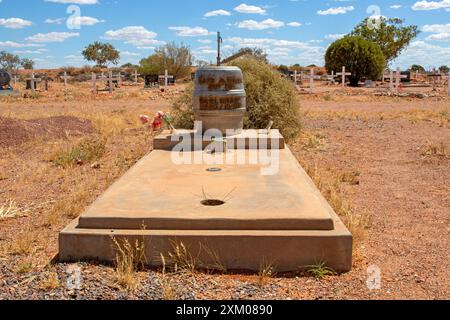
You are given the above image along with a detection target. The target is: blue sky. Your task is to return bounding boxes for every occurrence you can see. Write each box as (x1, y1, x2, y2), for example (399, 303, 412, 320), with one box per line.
(0, 0, 449, 69)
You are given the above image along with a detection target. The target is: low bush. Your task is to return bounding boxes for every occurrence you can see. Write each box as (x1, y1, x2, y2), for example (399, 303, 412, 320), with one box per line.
(171, 57, 301, 142)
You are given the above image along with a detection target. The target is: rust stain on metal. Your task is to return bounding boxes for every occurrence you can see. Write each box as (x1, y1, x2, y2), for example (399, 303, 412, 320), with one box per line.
(198, 75, 242, 91)
(199, 96, 243, 111)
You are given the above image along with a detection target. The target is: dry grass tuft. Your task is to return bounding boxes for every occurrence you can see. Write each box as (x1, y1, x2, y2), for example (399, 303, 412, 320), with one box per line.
(201, 244, 227, 274)
(298, 131, 327, 151)
(159, 254, 178, 300)
(40, 270, 60, 291)
(258, 259, 275, 287)
(168, 241, 197, 273)
(51, 136, 106, 168)
(0, 199, 21, 219)
(421, 141, 447, 158)
(304, 164, 370, 247)
(10, 231, 35, 256)
(112, 237, 146, 291)
(15, 260, 33, 274)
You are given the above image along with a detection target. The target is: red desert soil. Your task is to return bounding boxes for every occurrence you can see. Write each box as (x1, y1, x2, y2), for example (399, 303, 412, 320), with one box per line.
(0, 116, 93, 148)
(0, 88, 449, 300)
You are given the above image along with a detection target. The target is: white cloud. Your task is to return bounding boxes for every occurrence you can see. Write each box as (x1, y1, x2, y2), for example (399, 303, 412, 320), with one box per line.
(238, 19, 285, 30)
(26, 32, 79, 43)
(103, 26, 163, 46)
(169, 26, 212, 37)
(317, 6, 354, 15)
(390, 5, 402, 9)
(0, 41, 44, 48)
(234, 3, 267, 15)
(67, 16, 104, 27)
(45, 18, 65, 24)
(198, 39, 212, 44)
(393, 40, 450, 69)
(412, 0, 450, 11)
(0, 18, 33, 29)
(287, 22, 302, 27)
(422, 23, 450, 41)
(325, 34, 346, 40)
(44, 0, 98, 4)
(426, 33, 450, 40)
(204, 9, 231, 17)
(422, 23, 450, 33)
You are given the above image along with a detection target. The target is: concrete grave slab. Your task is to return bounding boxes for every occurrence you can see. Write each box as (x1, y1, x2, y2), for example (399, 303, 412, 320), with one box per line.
(59, 141, 353, 272)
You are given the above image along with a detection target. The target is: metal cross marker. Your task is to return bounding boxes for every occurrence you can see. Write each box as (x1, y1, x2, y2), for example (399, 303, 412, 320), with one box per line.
(303, 68, 321, 93)
(336, 66, 351, 87)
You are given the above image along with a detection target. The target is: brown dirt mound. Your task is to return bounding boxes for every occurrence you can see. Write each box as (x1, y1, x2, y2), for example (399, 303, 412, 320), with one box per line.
(0, 116, 93, 148)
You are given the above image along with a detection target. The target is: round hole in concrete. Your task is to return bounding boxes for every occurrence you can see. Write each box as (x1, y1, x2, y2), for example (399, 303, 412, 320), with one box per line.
(201, 199, 225, 207)
(206, 167, 222, 172)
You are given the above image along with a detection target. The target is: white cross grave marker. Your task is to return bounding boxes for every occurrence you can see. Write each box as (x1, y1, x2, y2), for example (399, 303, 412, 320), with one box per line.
(62, 71, 71, 86)
(336, 66, 351, 87)
(442, 73, 450, 96)
(326, 71, 335, 84)
(31, 72, 36, 92)
(108, 71, 114, 93)
(394, 67, 407, 91)
(91, 73, 97, 94)
(134, 70, 140, 84)
(303, 68, 321, 93)
(159, 69, 174, 87)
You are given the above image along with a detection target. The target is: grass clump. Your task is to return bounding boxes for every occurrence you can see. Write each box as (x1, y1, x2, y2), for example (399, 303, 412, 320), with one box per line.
(0, 199, 21, 219)
(305, 260, 336, 279)
(112, 237, 146, 291)
(52, 137, 106, 168)
(168, 241, 197, 273)
(258, 259, 275, 287)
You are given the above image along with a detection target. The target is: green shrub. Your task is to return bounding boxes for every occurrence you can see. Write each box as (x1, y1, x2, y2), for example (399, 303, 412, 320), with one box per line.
(53, 137, 106, 168)
(171, 84, 195, 129)
(171, 57, 301, 142)
(325, 36, 385, 86)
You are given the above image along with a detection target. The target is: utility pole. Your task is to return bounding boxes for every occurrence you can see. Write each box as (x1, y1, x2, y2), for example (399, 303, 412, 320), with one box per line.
(217, 32, 223, 66)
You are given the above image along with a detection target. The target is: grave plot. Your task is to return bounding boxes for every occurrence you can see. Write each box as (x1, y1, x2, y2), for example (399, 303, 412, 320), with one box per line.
(59, 66, 353, 273)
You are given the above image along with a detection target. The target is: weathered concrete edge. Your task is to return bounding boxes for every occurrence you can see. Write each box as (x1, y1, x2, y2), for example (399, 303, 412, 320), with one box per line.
(59, 215, 352, 273)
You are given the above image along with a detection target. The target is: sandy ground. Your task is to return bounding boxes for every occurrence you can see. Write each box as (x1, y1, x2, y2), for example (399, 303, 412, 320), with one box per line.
(0, 81, 449, 300)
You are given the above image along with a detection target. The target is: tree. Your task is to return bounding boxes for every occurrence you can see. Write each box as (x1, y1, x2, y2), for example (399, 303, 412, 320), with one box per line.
(139, 42, 192, 78)
(121, 63, 139, 69)
(350, 17, 419, 64)
(277, 64, 289, 75)
(237, 47, 268, 64)
(410, 64, 425, 72)
(21, 58, 35, 70)
(325, 36, 385, 86)
(0, 51, 22, 72)
(439, 65, 449, 75)
(82, 42, 120, 68)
